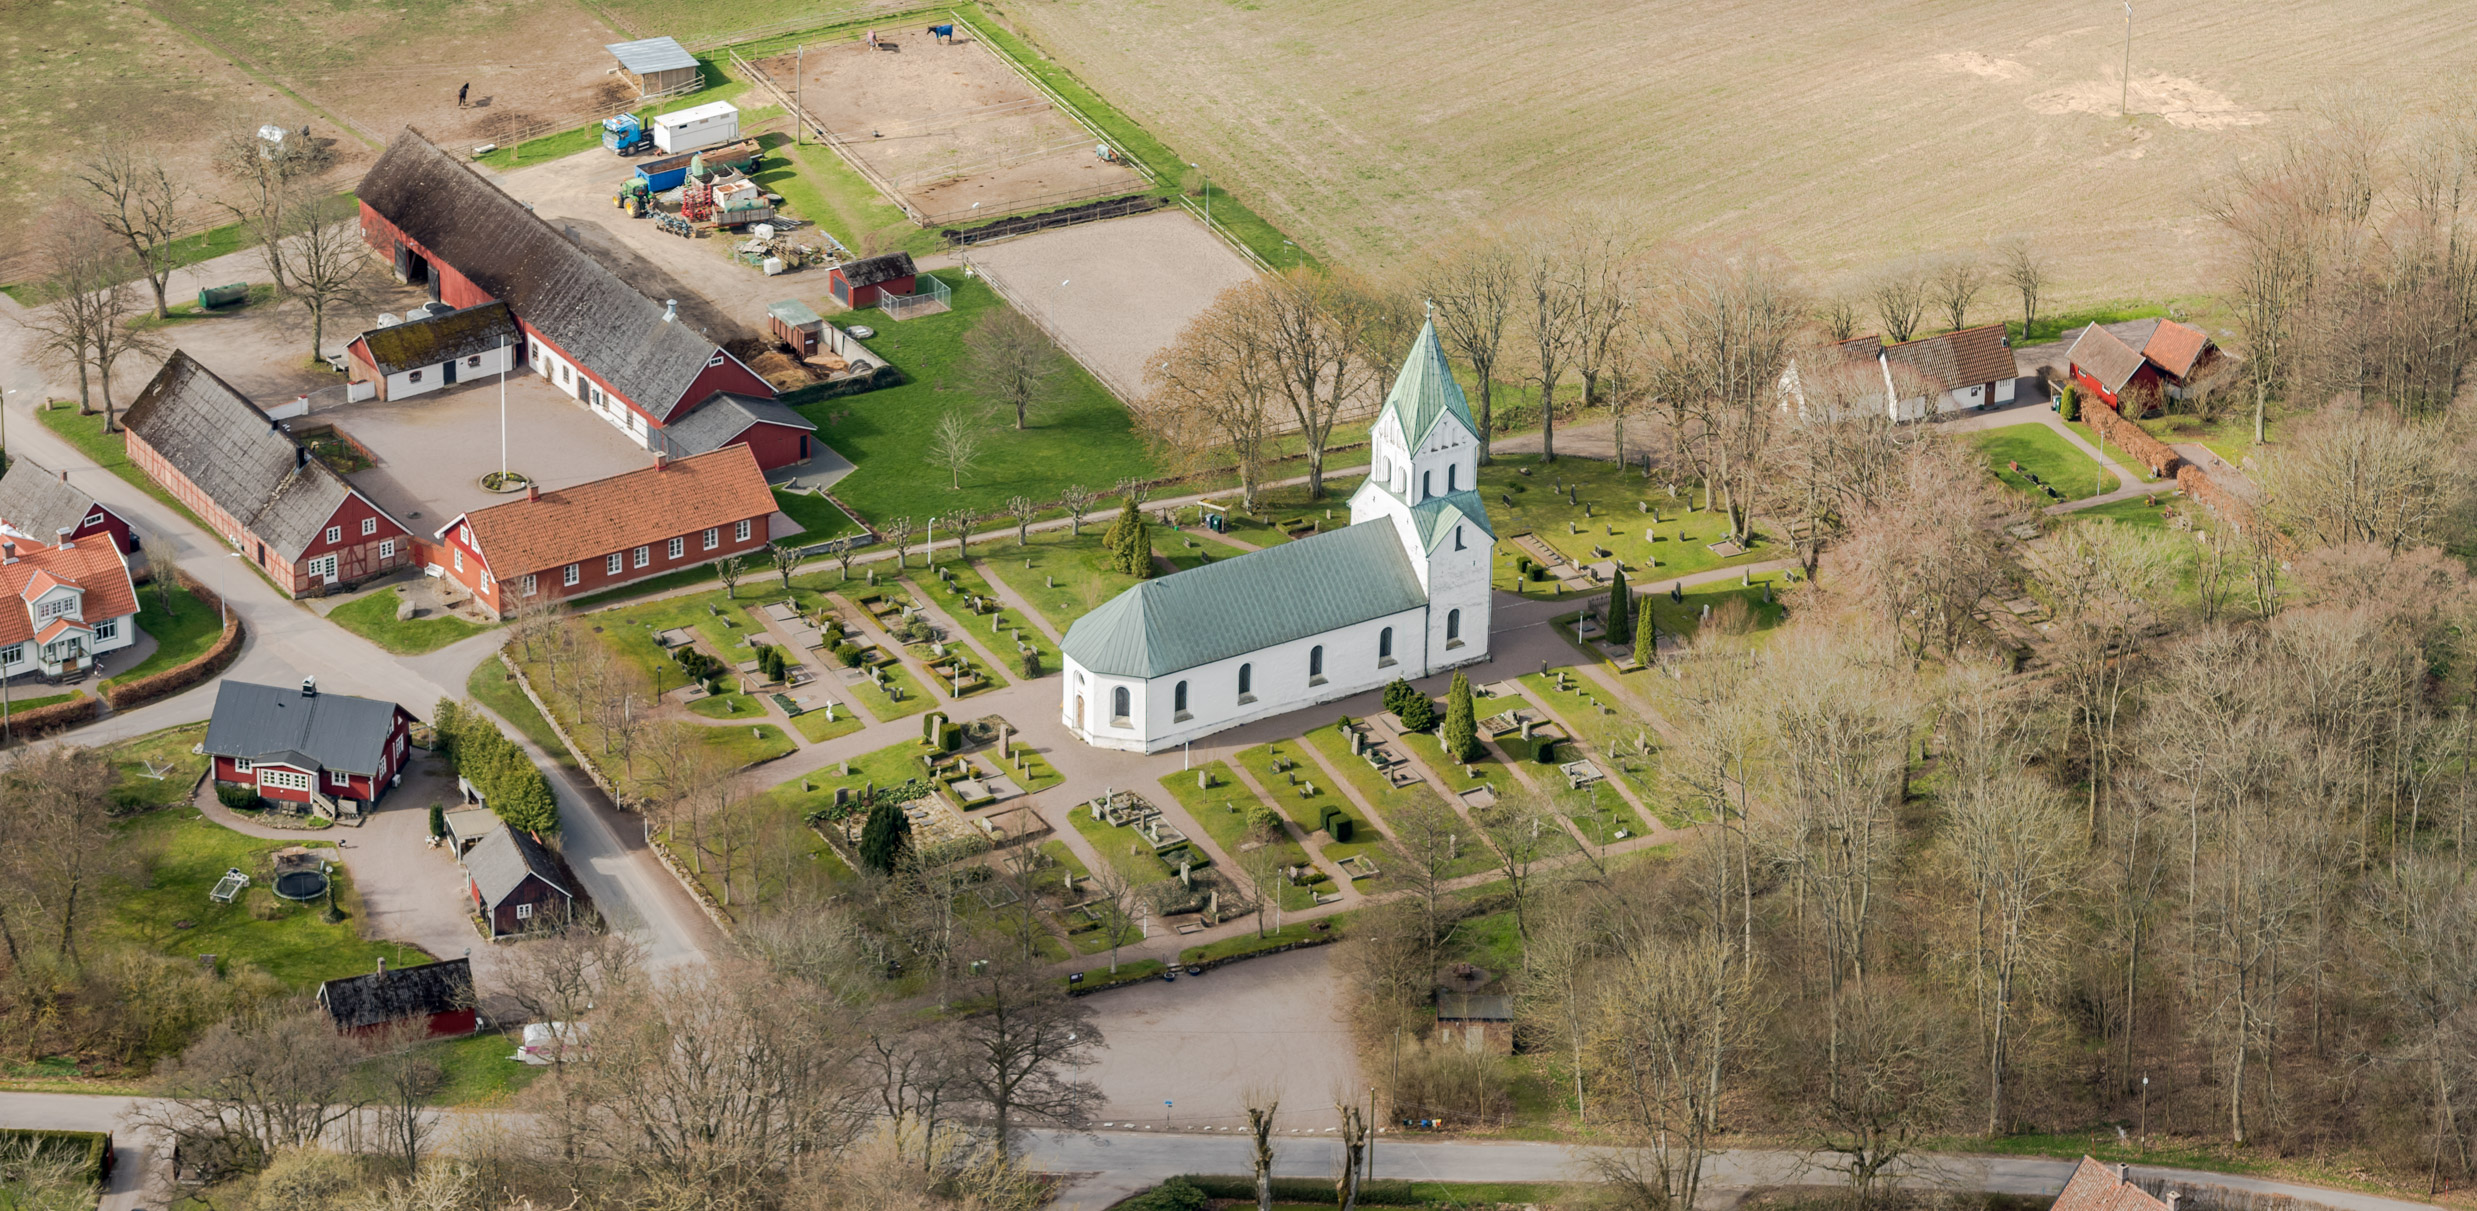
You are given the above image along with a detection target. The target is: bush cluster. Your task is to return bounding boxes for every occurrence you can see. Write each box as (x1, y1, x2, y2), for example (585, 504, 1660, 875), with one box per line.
(432, 696, 560, 835)
(1381, 678, 1437, 732)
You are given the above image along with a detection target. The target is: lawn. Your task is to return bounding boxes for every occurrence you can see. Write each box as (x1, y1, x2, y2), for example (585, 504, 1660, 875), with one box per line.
(1562, 782, 1652, 847)
(465, 659, 579, 772)
(668, 767, 867, 912)
(937, 558, 1061, 670)
(789, 702, 867, 743)
(1066, 801, 1174, 887)
(2135, 410, 2270, 469)
(772, 486, 865, 543)
(1180, 919, 1339, 965)
(419, 1030, 542, 1106)
(327, 589, 491, 655)
(2007, 301, 2169, 347)
(1483, 453, 1775, 597)
(2062, 495, 2178, 531)
(105, 583, 222, 688)
(5, 690, 81, 714)
(1968, 423, 2110, 503)
(792, 271, 1154, 525)
(103, 809, 408, 988)
(1153, 762, 1317, 911)
(1513, 669, 1677, 821)
(103, 723, 211, 813)
(1397, 726, 1504, 797)
(1254, 731, 1386, 864)
(753, 136, 942, 260)
(686, 690, 763, 721)
(977, 526, 1175, 633)
(835, 650, 935, 722)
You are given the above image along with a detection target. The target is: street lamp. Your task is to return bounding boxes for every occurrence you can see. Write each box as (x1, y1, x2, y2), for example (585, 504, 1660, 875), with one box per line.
(2139, 1075, 2150, 1151)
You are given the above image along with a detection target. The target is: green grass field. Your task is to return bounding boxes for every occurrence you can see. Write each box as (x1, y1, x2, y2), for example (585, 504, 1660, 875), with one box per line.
(755, 136, 941, 260)
(1256, 731, 1386, 864)
(104, 723, 211, 813)
(420, 1030, 543, 1106)
(1969, 423, 2109, 502)
(772, 486, 865, 543)
(35, 406, 188, 521)
(104, 810, 407, 988)
(788, 701, 867, 743)
(793, 272, 1152, 525)
(464, 659, 578, 772)
(1154, 762, 1316, 910)
(1484, 454, 1774, 597)
(105, 584, 221, 688)
(1067, 801, 1175, 887)
(2135, 410, 2269, 469)
(976, 526, 1165, 633)
(931, 558, 1061, 671)
(326, 590, 491, 654)
(2063, 496, 2177, 530)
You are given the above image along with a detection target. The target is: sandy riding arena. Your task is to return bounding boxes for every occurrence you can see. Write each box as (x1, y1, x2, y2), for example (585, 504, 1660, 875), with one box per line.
(753, 28, 1144, 225)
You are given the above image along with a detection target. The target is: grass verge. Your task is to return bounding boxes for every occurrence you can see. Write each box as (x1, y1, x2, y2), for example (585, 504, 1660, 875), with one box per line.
(327, 590, 491, 654)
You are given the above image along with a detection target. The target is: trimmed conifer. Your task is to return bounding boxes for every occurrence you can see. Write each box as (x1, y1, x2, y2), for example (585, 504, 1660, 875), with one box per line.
(1442, 671, 1477, 761)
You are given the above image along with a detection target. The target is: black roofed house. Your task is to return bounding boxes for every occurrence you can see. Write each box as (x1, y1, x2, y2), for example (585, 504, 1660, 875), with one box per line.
(1435, 993, 1515, 1054)
(318, 957, 478, 1039)
(656, 392, 816, 468)
(465, 824, 574, 939)
(353, 129, 809, 468)
(0, 457, 138, 555)
(826, 252, 918, 310)
(203, 679, 417, 820)
(344, 301, 520, 402)
(123, 352, 415, 597)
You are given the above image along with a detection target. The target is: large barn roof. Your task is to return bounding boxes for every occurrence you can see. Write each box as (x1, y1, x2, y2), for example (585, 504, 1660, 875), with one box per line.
(319, 959, 474, 1032)
(444, 445, 776, 578)
(122, 352, 369, 562)
(356, 129, 742, 421)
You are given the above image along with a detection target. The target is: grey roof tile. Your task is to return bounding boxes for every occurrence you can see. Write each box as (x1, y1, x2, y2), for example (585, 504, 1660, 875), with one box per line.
(122, 352, 368, 562)
(659, 392, 815, 458)
(201, 680, 406, 776)
(0, 458, 108, 544)
(465, 825, 570, 906)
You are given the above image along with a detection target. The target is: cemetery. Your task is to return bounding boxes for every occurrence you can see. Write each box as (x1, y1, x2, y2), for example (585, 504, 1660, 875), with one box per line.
(1152, 761, 1325, 911)
(977, 523, 1251, 633)
(1482, 454, 1775, 598)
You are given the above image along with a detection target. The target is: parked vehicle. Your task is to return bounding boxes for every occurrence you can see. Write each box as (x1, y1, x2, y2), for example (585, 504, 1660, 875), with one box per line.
(601, 113, 652, 156)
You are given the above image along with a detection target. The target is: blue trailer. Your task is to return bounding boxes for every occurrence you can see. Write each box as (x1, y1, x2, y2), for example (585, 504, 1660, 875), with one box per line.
(601, 113, 652, 155)
(633, 139, 760, 193)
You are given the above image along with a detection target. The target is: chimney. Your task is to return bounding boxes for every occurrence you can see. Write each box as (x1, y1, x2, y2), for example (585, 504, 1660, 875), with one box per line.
(2166, 1194, 2181, 1211)
(654, 452, 669, 472)
(2117, 1165, 2128, 1183)
(526, 483, 540, 502)
(4, 542, 17, 565)
(301, 675, 317, 697)
(662, 299, 678, 323)
(57, 469, 66, 482)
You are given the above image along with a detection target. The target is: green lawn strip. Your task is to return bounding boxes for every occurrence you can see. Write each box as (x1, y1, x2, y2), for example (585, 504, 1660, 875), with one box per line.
(833, 649, 934, 721)
(1395, 727, 1503, 797)
(1483, 453, 1772, 597)
(565, 561, 724, 607)
(1155, 526, 1254, 572)
(585, 589, 778, 689)
(105, 584, 220, 687)
(1065, 957, 1165, 990)
(1629, 581, 1792, 647)
(941, 557, 1061, 671)
(326, 590, 491, 655)
(1512, 670, 1677, 824)
(1179, 919, 1343, 966)
(1066, 801, 1174, 886)
(465, 660, 579, 772)
(698, 722, 795, 768)
(790, 705, 867, 743)
(771, 486, 866, 542)
(1267, 730, 1390, 865)
(1154, 762, 1316, 911)
(753, 136, 943, 260)
(2006, 302, 2168, 347)
(2060, 418, 2170, 483)
(792, 272, 1153, 525)
(6, 690, 83, 713)
(1561, 783, 1652, 846)
(1967, 424, 2110, 502)
(129, 284, 280, 332)
(104, 810, 411, 988)
(2062, 496, 2178, 530)
(1299, 729, 1495, 881)
(35, 406, 201, 525)
(105, 723, 212, 812)
(977, 526, 1176, 633)
(2133, 411, 2266, 469)
(417, 1030, 542, 1106)
(687, 691, 763, 720)
(1444, 905, 1527, 974)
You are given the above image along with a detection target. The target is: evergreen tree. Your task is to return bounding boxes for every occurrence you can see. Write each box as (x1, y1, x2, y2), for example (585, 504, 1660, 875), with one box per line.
(1397, 687, 1438, 733)
(1103, 498, 1139, 575)
(1606, 566, 1632, 640)
(1634, 599, 1659, 667)
(428, 801, 447, 839)
(859, 797, 912, 873)
(1442, 671, 1478, 762)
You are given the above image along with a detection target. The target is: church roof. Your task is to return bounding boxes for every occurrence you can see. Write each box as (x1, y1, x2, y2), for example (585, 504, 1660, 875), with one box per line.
(1062, 521, 1428, 679)
(1407, 490, 1496, 552)
(1383, 319, 1477, 450)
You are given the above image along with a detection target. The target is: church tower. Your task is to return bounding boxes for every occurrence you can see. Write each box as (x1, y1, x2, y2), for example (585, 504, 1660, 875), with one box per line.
(1348, 317, 1494, 671)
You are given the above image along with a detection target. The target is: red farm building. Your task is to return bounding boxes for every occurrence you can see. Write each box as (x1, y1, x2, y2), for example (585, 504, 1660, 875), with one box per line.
(0, 458, 139, 556)
(123, 352, 416, 597)
(465, 825, 575, 939)
(826, 251, 917, 309)
(2067, 320, 2220, 416)
(317, 958, 478, 1039)
(431, 445, 778, 618)
(353, 128, 806, 468)
(201, 679, 417, 819)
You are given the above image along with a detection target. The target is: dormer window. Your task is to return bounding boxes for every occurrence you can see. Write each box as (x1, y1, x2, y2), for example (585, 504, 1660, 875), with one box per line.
(36, 597, 75, 621)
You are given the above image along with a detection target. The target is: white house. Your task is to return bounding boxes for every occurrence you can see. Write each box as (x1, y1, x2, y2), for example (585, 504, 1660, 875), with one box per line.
(344, 302, 520, 403)
(0, 531, 139, 681)
(1781, 323, 2019, 424)
(1059, 320, 1494, 753)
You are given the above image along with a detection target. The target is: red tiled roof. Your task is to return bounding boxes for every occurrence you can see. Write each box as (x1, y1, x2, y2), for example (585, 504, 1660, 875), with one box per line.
(2067, 323, 2147, 394)
(2141, 320, 2213, 380)
(450, 446, 777, 578)
(1883, 323, 2016, 393)
(0, 539, 138, 648)
(34, 618, 84, 645)
(2049, 1157, 2171, 1211)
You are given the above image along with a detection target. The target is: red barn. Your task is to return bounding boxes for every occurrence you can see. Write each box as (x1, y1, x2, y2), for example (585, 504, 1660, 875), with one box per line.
(201, 679, 417, 818)
(2066, 322, 2164, 414)
(465, 825, 575, 939)
(432, 445, 778, 618)
(656, 392, 816, 467)
(353, 129, 807, 467)
(826, 252, 917, 309)
(0, 459, 139, 555)
(318, 958, 478, 1039)
(123, 353, 415, 597)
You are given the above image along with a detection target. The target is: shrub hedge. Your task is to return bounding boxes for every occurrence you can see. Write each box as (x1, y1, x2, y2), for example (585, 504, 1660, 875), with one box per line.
(6, 693, 99, 738)
(1175, 1176, 1419, 1204)
(0, 1129, 111, 1183)
(432, 698, 560, 834)
(102, 572, 244, 710)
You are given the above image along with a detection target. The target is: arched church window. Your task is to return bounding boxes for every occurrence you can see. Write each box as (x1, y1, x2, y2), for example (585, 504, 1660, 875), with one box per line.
(1309, 645, 1326, 684)
(1379, 627, 1394, 664)
(1454, 526, 1464, 551)
(1112, 686, 1131, 724)
(1174, 681, 1190, 721)
(1421, 470, 1433, 500)
(1447, 609, 1463, 646)
(1448, 465, 1458, 492)
(1238, 663, 1253, 698)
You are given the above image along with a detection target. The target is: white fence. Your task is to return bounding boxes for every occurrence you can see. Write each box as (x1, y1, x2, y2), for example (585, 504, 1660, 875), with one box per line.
(880, 273, 953, 321)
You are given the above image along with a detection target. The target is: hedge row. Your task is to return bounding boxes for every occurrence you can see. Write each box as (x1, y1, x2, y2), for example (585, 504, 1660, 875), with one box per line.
(1176, 1176, 1420, 1204)
(432, 698, 560, 835)
(8, 694, 100, 738)
(102, 571, 245, 710)
(0, 1128, 111, 1183)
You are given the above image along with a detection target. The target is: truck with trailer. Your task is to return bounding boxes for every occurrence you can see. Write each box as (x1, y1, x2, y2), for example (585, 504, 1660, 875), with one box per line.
(601, 113, 653, 155)
(651, 101, 739, 155)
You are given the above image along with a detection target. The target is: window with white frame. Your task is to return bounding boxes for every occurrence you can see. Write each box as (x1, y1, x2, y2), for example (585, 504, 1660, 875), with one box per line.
(257, 768, 311, 792)
(515, 903, 535, 920)
(329, 769, 349, 787)
(668, 536, 684, 560)
(325, 526, 342, 545)
(308, 554, 338, 581)
(466, 354, 482, 369)
(703, 527, 719, 550)
(735, 519, 751, 542)
(564, 563, 581, 586)
(361, 518, 377, 537)
(453, 549, 464, 572)
(36, 598, 73, 621)
(409, 369, 423, 383)
(92, 619, 117, 643)
(606, 553, 622, 575)
(378, 538, 397, 560)
(231, 757, 251, 773)
(633, 546, 650, 569)
(521, 573, 538, 597)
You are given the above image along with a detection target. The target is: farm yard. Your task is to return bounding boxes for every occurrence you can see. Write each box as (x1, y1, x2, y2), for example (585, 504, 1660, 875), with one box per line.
(1002, 0, 2474, 301)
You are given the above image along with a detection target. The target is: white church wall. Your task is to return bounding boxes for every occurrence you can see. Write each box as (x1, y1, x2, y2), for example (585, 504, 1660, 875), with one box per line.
(1061, 603, 1433, 754)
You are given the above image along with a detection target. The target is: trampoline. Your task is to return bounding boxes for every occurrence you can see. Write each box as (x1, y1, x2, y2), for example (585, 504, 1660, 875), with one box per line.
(272, 869, 330, 901)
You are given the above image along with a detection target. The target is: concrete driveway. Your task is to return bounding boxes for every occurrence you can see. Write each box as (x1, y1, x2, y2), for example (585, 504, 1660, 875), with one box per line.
(1077, 945, 1361, 1131)
(324, 373, 657, 528)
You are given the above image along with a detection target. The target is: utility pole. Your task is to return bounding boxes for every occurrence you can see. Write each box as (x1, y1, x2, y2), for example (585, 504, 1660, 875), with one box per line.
(498, 334, 509, 482)
(796, 44, 805, 145)
(2121, 3, 2133, 117)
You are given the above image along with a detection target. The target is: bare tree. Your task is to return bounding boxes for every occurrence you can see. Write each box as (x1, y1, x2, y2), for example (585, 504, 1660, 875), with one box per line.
(1080, 862, 1141, 975)
(1997, 238, 2047, 339)
(211, 119, 332, 292)
(1334, 1098, 1371, 1211)
(1588, 930, 1750, 1211)
(1380, 798, 1464, 965)
(1832, 440, 2012, 664)
(1817, 294, 1861, 341)
(281, 187, 376, 364)
(1248, 267, 1385, 498)
(1808, 987, 1965, 1209)
(17, 208, 160, 426)
(769, 541, 802, 591)
(1930, 251, 1987, 332)
(1144, 282, 1283, 510)
(136, 1006, 368, 1180)
(1518, 221, 1583, 461)
(1421, 238, 1519, 462)
(1244, 1087, 1281, 1211)
(1481, 789, 1573, 946)
(882, 516, 916, 569)
(72, 137, 186, 320)
(1868, 260, 1931, 343)
(1646, 240, 1807, 543)
(2256, 403, 2455, 552)
(361, 1023, 447, 1177)
(498, 924, 645, 1043)
(714, 553, 748, 600)
(946, 946, 1103, 1163)
(0, 746, 124, 960)
(1058, 485, 1097, 537)
(1005, 495, 1036, 546)
(961, 307, 1068, 430)
(927, 410, 986, 490)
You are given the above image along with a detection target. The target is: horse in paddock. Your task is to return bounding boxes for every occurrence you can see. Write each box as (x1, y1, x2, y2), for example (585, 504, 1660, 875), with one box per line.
(927, 23, 955, 43)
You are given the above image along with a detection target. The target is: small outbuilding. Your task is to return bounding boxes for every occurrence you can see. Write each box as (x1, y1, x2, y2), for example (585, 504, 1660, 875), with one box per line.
(767, 300, 825, 358)
(466, 825, 574, 939)
(317, 957, 478, 1038)
(652, 101, 739, 155)
(2066, 322, 2161, 414)
(605, 37, 702, 98)
(656, 392, 817, 468)
(1435, 992, 1515, 1054)
(827, 252, 918, 310)
(0, 459, 139, 554)
(345, 302, 520, 402)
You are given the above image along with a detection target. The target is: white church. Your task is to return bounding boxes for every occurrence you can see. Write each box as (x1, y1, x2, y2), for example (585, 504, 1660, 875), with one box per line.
(1059, 321, 1494, 754)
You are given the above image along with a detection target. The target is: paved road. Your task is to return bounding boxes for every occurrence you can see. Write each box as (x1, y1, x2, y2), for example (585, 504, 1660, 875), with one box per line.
(0, 1091, 2442, 1211)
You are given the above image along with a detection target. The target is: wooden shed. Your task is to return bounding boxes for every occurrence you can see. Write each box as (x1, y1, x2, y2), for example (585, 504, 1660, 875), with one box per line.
(767, 300, 825, 357)
(827, 252, 918, 310)
(606, 37, 702, 99)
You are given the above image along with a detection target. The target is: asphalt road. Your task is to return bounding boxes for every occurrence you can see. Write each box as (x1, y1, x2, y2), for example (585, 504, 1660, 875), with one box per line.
(0, 1092, 2443, 1211)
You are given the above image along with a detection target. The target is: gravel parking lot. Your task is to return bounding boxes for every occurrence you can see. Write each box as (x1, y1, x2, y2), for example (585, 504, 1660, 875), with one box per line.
(323, 374, 655, 528)
(1079, 945, 1360, 1131)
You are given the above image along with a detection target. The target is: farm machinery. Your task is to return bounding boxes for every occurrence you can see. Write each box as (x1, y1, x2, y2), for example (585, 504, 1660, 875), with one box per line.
(601, 113, 654, 155)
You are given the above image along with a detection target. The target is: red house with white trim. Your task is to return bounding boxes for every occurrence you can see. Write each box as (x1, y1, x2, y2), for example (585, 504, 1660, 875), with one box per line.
(0, 459, 139, 555)
(354, 129, 809, 468)
(826, 252, 917, 310)
(2067, 320, 2218, 416)
(202, 679, 417, 818)
(122, 352, 416, 597)
(433, 445, 778, 618)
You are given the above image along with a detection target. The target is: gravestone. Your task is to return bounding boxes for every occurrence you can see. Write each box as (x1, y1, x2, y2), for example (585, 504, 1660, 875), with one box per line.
(1521, 718, 1535, 740)
(1197, 769, 1211, 791)
(1701, 603, 1712, 621)
(834, 787, 850, 808)
(1638, 501, 1649, 514)
(867, 569, 878, 585)
(1046, 574, 1055, 588)
(821, 702, 836, 721)
(841, 759, 852, 776)
(1061, 871, 1074, 894)
(1178, 860, 1191, 888)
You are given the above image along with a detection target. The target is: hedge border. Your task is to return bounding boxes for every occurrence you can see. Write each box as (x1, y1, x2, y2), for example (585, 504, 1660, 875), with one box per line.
(102, 571, 245, 710)
(0, 1128, 111, 1184)
(7, 694, 100, 738)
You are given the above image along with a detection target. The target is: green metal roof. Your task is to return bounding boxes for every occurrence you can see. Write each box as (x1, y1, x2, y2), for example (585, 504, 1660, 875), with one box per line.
(1408, 490, 1496, 552)
(1383, 319, 1478, 451)
(1062, 521, 1428, 679)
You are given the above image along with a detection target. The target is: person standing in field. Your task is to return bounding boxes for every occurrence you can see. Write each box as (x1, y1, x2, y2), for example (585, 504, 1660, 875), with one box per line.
(458, 82, 470, 107)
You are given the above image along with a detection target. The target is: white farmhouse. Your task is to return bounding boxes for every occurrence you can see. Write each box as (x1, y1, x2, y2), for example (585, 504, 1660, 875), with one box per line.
(1060, 321, 1493, 753)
